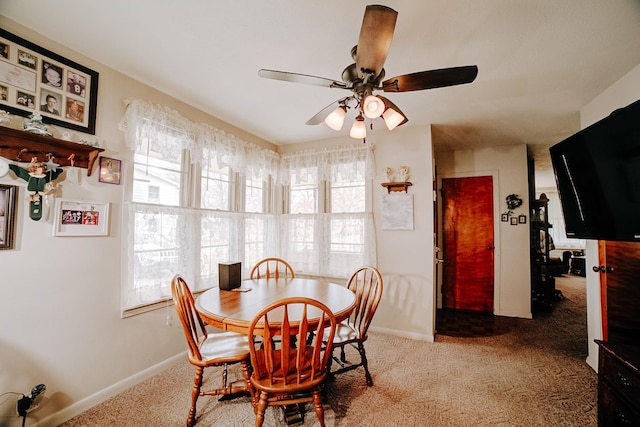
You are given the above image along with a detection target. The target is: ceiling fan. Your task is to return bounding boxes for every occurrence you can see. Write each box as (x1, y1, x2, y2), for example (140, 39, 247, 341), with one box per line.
(258, 4, 478, 139)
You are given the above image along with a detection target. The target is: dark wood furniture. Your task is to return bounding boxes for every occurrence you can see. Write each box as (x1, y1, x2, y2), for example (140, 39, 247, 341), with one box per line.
(530, 194, 555, 311)
(0, 126, 104, 175)
(595, 241, 640, 425)
(248, 297, 337, 427)
(595, 340, 640, 426)
(171, 275, 253, 427)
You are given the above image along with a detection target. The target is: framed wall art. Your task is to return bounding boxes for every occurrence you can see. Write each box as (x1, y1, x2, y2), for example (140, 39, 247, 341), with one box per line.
(98, 156, 121, 185)
(0, 184, 17, 249)
(53, 200, 110, 237)
(0, 28, 99, 134)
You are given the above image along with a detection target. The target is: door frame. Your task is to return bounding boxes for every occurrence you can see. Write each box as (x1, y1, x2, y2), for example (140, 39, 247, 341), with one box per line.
(435, 170, 502, 313)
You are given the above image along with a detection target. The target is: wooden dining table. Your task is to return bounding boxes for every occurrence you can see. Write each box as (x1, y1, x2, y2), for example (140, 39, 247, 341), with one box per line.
(196, 277, 355, 425)
(195, 277, 357, 334)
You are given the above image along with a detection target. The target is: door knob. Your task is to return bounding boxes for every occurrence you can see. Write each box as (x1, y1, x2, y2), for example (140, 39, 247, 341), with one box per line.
(592, 265, 615, 273)
(487, 245, 495, 250)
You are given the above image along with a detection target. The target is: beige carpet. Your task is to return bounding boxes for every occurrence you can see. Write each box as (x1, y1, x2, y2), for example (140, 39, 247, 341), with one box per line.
(60, 275, 596, 426)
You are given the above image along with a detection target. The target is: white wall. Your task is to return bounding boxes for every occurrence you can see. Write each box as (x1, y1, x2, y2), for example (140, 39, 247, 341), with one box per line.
(435, 144, 532, 319)
(579, 64, 640, 371)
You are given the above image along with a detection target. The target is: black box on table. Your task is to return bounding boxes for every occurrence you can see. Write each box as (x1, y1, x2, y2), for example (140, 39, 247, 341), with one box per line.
(219, 262, 241, 290)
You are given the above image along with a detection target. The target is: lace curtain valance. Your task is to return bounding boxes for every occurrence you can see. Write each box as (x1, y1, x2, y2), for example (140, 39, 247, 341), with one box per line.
(118, 98, 376, 183)
(118, 98, 280, 181)
(279, 144, 376, 185)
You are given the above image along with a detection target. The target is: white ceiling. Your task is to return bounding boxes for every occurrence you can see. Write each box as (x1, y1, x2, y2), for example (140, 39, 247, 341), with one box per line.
(2, 0, 640, 160)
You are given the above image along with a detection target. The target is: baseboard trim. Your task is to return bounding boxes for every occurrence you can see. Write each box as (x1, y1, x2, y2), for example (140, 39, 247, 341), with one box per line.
(34, 352, 185, 427)
(370, 325, 435, 342)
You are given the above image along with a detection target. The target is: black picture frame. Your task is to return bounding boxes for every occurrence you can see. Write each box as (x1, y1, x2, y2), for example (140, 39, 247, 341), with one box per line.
(0, 184, 17, 249)
(501, 213, 509, 222)
(518, 214, 527, 224)
(0, 28, 99, 134)
(510, 217, 518, 226)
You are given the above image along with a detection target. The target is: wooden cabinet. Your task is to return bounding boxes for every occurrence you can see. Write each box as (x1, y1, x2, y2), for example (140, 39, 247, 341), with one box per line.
(596, 341, 640, 426)
(530, 194, 555, 311)
(596, 241, 640, 425)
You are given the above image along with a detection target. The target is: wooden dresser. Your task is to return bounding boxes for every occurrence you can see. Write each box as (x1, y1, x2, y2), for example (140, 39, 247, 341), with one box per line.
(595, 241, 640, 426)
(596, 340, 640, 426)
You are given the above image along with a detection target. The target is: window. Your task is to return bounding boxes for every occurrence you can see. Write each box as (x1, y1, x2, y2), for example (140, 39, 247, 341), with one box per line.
(281, 146, 376, 278)
(119, 99, 375, 313)
(119, 99, 279, 314)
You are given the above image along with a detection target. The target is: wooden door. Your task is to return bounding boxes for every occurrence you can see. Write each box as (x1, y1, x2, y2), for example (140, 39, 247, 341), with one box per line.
(598, 241, 640, 342)
(441, 176, 495, 312)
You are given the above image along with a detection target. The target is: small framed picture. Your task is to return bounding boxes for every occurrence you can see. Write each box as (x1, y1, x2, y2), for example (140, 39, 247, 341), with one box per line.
(518, 214, 527, 224)
(53, 200, 110, 236)
(510, 217, 518, 225)
(98, 156, 121, 185)
(501, 213, 509, 222)
(0, 184, 17, 249)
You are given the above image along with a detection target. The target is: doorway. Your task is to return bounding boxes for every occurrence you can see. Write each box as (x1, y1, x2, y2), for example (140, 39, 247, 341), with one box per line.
(440, 176, 495, 312)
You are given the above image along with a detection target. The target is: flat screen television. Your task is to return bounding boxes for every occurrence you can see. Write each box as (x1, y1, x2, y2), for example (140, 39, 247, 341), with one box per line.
(549, 98, 640, 242)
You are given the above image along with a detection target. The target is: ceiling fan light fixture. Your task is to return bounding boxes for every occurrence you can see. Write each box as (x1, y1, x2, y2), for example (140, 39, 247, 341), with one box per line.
(363, 95, 384, 119)
(324, 106, 347, 131)
(350, 114, 367, 139)
(382, 107, 405, 131)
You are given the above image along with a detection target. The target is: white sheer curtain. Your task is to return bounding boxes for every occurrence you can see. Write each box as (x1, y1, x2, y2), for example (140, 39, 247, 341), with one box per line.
(119, 98, 280, 182)
(280, 144, 377, 278)
(118, 99, 377, 311)
(279, 144, 376, 185)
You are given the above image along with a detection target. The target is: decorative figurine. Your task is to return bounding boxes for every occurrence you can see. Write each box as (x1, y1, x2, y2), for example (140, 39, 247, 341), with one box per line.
(9, 157, 63, 221)
(398, 165, 409, 182)
(384, 167, 394, 182)
(23, 112, 53, 137)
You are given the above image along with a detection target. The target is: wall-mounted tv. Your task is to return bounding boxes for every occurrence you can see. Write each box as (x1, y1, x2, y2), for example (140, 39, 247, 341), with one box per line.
(550, 98, 640, 242)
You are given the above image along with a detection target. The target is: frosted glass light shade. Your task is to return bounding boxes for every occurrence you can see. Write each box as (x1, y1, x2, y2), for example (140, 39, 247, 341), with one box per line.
(350, 117, 366, 139)
(324, 106, 347, 131)
(363, 95, 384, 119)
(383, 107, 405, 130)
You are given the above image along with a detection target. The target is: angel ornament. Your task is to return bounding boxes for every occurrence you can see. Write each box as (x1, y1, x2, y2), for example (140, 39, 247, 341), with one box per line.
(398, 165, 410, 182)
(384, 167, 394, 182)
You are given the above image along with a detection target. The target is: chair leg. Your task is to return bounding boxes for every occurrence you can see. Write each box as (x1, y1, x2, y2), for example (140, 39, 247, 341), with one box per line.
(357, 342, 373, 386)
(240, 360, 256, 405)
(254, 391, 268, 427)
(188, 366, 204, 427)
(312, 389, 326, 427)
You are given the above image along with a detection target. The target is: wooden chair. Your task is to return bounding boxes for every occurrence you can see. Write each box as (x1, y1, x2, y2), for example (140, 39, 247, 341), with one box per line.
(248, 297, 337, 427)
(171, 275, 254, 427)
(326, 265, 383, 386)
(250, 257, 295, 280)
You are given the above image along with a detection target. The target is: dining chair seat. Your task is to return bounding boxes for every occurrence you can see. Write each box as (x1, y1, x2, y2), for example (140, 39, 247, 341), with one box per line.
(197, 332, 251, 364)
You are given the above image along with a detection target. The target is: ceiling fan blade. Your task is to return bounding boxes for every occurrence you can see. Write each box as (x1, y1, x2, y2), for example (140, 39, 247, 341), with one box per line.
(305, 97, 351, 125)
(355, 5, 397, 80)
(382, 65, 478, 92)
(258, 69, 347, 89)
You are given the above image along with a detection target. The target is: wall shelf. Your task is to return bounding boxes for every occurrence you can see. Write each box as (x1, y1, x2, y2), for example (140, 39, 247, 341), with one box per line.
(381, 181, 413, 193)
(0, 126, 104, 176)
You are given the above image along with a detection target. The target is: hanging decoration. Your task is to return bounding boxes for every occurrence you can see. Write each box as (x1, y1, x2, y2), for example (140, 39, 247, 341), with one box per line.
(503, 193, 523, 217)
(9, 156, 63, 221)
